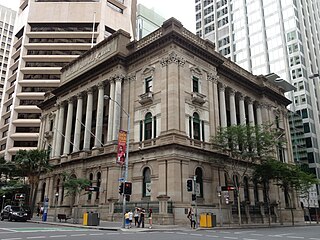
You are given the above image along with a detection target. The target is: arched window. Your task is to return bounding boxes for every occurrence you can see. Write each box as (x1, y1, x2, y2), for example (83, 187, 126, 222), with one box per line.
(195, 167, 203, 198)
(144, 112, 152, 140)
(88, 173, 93, 201)
(243, 177, 250, 202)
(193, 113, 200, 140)
(96, 172, 101, 200)
(143, 167, 151, 197)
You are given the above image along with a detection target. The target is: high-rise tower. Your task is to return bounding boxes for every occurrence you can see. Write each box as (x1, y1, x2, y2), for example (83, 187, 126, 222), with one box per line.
(196, 0, 320, 178)
(0, 5, 16, 104)
(196, 0, 320, 211)
(0, 0, 136, 161)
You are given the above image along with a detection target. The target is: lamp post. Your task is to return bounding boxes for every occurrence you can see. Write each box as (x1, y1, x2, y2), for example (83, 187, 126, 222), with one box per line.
(1, 195, 5, 210)
(53, 192, 59, 222)
(104, 95, 130, 228)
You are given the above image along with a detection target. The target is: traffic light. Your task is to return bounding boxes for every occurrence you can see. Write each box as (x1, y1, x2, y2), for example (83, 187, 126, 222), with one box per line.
(187, 179, 193, 192)
(124, 181, 132, 195)
(192, 194, 196, 201)
(225, 197, 229, 205)
(125, 195, 130, 202)
(119, 182, 124, 195)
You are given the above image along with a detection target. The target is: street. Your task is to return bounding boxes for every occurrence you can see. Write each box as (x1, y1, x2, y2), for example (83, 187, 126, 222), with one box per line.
(1, 221, 320, 240)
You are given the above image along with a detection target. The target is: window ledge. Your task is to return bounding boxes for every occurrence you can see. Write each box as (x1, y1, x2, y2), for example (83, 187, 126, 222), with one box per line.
(191, 92, 206, 105)
(139, 92, 153, 105)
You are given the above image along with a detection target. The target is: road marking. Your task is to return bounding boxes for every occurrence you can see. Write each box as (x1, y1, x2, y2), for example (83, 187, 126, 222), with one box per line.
(190, 233, 203, 237)
(205, 235, 219, 238)
(89, 233, 104, 236)
(176, 232, 188, 235)
(70, 234, 87, 237)
(106, 233, 120, 235)
(251, 234, 264, 236)
(287, 237, 304, 239)
(49, 235, 67, 238)
(243, 238, 258, 240)
(310, 238, 320, 240)
(223, 237, 238, 239)
(0, 228, 17, 233)
(234, 231, 256, 234)
(26, 237, 46, 239)
(1, 238, 22, 240)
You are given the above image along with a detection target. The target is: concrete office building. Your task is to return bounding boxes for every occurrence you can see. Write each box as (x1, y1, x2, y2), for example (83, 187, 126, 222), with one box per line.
(195, 0, 320, 203)
(36, 19, 303, 225)
(0, 0, 136, 160)
(136, 4, 165, 40)
(0, 5, 16, 104)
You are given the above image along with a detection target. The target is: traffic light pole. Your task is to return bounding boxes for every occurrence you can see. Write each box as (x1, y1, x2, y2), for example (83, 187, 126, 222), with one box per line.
(193, 175, 198, 228)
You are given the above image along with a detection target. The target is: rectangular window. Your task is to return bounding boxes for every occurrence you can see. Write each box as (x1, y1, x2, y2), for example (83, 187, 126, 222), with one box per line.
(153, 117, 157, 139)
(139, 120, 143, 142)
(193, 76, 199, 92)
(145, 77, 152, 93)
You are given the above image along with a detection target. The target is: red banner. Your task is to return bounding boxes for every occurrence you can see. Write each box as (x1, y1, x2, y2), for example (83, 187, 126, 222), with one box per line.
(117, 130, 127, 165)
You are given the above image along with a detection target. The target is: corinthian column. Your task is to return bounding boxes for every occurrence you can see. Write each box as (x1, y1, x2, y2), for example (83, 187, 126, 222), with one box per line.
(63, 98, 74, 155)
(112, 76, 122, 140)
(229, 89, 237, 125)
(219, 84, 227, 128)
(73, 93, 83, 152)
(94, 82, 105, 147)
(84, 88, 93, 151)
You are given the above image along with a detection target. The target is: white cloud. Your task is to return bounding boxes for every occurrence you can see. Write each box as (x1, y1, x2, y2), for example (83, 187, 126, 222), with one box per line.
(0, 0, 19, 11)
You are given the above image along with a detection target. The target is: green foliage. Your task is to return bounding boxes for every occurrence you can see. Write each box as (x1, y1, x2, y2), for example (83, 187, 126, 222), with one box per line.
(62, 172, 90, 197)
(212, 123, 285, 162)
(14, 149, 51, 180)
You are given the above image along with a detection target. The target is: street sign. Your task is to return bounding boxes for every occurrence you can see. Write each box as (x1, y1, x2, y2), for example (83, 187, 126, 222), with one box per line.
(84, 186, 99, 192)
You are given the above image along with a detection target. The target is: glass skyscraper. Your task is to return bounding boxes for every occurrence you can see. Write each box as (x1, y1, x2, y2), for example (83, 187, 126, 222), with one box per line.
(196, 0, 320, 206)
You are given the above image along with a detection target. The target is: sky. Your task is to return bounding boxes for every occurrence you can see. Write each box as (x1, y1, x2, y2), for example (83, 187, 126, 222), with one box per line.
(0, 0, 195, 33)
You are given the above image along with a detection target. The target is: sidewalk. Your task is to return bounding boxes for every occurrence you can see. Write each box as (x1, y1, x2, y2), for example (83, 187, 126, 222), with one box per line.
(30, 216, 318, 232)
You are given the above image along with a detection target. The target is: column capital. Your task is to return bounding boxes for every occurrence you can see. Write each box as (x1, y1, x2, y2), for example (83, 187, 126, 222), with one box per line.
(112, 73, 125, 82)
(67, 98, 74, 104)
(125, 74, 136, 82)
(160, 51, 186, 67)
(76, 92, 83, 99)
(239, 93, 245, 101)
(219, 83, 226, 92)
(247, 97, 253, 105)
(229, 88, 236, 96)
(86, 87, 93, 94)
(97, 82, 105, 89)
(207, 71, 219, 83)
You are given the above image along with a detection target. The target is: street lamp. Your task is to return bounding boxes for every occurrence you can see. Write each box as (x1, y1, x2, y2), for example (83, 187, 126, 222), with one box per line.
(53, 192, 59, 222)
(1, 195, 5, 210)
(104, 95, 130, 228)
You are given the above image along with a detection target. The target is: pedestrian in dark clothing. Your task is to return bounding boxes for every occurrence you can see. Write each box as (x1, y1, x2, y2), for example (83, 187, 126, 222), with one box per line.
(138, 208, 145, 228)
(187, 208, 196, 229)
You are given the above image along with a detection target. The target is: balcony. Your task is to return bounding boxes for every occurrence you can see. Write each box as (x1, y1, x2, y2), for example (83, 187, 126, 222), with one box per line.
(138, 91, 153, 105)
(191, 92, 206, 105)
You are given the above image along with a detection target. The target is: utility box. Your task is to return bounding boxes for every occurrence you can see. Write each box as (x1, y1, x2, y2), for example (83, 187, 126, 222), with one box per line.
(87, 212, 99, 226)
(83, 212, 88, 226)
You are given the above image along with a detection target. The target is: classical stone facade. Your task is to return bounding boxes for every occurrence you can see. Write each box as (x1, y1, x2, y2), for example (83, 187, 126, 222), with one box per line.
(37, 18, 304, 225)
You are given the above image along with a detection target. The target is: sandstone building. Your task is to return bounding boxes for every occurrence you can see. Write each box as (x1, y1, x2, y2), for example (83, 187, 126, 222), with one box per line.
(37, 18, 303, 225)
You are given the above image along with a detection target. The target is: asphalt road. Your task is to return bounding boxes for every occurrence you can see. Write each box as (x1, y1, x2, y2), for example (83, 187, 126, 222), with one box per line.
(1, 221, 320, 240)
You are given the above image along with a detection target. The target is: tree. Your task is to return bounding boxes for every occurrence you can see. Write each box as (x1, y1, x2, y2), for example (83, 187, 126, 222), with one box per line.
(62, 172, 90, 223)
(13, 149, 51, 216)
(252, 159, 318, 226)
(211, 123, 284, 225)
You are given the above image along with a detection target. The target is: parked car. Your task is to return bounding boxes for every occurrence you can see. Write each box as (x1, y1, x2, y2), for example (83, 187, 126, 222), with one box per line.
(22, 206, 32, 220)
(0, 205, 29, 221)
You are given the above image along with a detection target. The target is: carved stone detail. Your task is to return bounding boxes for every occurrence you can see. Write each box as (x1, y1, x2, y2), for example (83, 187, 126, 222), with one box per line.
(160, 52, 186, 67)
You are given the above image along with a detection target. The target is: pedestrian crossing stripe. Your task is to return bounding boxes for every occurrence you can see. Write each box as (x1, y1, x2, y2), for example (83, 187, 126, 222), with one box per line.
(7, 227, 88, 232)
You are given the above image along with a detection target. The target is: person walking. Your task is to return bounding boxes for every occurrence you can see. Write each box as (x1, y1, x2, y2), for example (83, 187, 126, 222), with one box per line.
(148, 208, 153, 229)
(128, 210, 133, 228)
(134, 208, 139, 227)
(187, 208, 196, 229)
